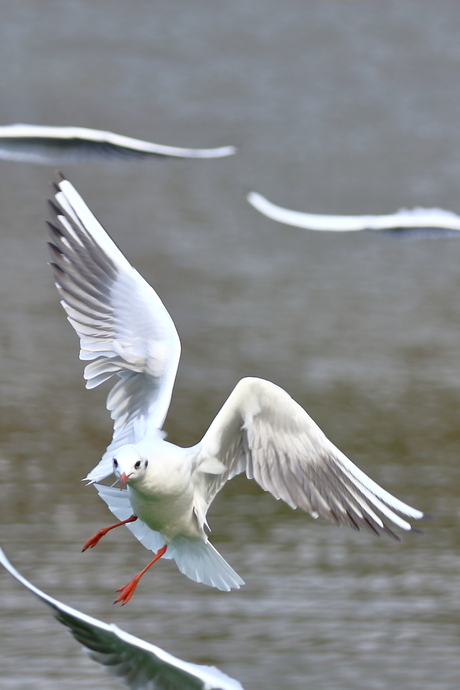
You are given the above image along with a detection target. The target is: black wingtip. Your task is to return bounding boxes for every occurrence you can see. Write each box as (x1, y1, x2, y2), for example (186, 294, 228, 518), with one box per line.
(47, 200, 62, 218)
(48, 260, 65, 275)
(46, 221, 65, 241)
(419, 513, 434, 521)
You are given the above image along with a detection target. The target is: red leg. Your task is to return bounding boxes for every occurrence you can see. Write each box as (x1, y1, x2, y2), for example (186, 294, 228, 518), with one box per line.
(115, 544, 168, 605)
(82, 515, 138, 552)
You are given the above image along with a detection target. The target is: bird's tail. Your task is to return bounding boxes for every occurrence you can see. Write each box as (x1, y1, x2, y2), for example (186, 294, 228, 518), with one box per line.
(167, 537, 245, 592)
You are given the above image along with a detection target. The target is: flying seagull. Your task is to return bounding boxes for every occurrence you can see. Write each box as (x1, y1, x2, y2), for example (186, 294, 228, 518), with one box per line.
(47, 176, 423, 603)
(247, 191, 460, 233)
(0, 547, 244, 690)
(0, 123, 236, 164)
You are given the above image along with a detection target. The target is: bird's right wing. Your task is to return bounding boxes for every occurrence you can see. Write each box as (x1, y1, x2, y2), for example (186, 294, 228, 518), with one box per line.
(194, 378, 424, 539)
(0, 547, 244, 690)
(47, 177, 181, 482)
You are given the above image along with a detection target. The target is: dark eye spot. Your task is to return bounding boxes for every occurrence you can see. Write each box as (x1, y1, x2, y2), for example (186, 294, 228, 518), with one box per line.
(145, 460, 149, 468)
(134, 460, 141, 469)
(113, 459, 118, 468)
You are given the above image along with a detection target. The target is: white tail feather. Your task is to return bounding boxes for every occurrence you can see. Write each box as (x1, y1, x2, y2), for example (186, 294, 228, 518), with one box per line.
(168, 537, 244, 591)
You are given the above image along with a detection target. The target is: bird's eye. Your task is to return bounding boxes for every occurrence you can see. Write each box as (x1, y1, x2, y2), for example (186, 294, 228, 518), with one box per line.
(113, 459, 118, 468)
(145, 460, 148, 468)
(134, 460, 141, 469)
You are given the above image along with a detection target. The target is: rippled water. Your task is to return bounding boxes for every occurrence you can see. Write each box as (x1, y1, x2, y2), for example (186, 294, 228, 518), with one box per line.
(2, 2, 460, 689)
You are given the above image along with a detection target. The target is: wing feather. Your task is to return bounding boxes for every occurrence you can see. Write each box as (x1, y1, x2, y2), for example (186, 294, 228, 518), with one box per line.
(247, 191, 460, 232)
(194, 378, 423, 539)
(47, 177, 181, 483)
(0, 548, 244, 690)
(0, 123, 236, 162)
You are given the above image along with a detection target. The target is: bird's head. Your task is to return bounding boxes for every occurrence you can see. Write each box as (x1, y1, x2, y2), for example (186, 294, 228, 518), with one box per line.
(112, 445, 149, 488)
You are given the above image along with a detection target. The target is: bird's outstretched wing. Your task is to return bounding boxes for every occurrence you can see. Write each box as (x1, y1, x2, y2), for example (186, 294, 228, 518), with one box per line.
(194, 378, 424, 539)
(0, 123, 236, 163)
(247, 191, 460, 233)
(47, 176, 181, 482)
(0, 547, 244, 690)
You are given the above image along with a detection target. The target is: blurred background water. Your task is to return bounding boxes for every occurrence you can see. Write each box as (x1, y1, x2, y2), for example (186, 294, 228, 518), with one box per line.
(1, 1, 460, 688)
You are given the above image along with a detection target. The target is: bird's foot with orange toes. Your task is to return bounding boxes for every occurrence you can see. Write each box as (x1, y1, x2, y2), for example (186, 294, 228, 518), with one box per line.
(114, 544, 168, 605)
(82, 515, 138, 551)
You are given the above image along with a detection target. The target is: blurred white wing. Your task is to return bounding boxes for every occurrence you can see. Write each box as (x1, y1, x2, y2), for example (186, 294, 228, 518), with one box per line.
(248, 191, 460, 232)
(47, 177, 181, 482)
(194, 378, 424, 540)
(0, 123, 236, 163)
(0, 547, 244, 690)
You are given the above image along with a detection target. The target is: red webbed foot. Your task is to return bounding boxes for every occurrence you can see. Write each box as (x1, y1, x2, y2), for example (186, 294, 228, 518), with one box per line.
(82, 528, 108, 551)
(115, 576, 142, 606)
(82, 515, 138, 552)
(113, 544, 168, 605)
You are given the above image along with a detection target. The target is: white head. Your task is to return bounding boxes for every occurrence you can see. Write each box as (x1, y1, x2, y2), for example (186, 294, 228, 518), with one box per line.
(112, 444, 149, 487)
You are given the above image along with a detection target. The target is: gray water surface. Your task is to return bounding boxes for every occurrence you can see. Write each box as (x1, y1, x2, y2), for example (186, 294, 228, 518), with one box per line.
(1, 2, 460, 689)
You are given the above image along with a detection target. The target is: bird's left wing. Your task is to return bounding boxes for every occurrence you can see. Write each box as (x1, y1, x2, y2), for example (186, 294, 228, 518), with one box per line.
(194, 377, 424, 539)
(0, 547, 244, 690)
(47, 177, 181, 482)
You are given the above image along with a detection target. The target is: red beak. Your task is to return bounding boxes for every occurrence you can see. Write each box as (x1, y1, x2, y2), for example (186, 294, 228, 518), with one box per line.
(120, 472, 130, 488)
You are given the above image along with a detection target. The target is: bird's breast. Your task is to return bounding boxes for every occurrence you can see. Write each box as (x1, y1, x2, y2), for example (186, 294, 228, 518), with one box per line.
(127, 475, 200, 541)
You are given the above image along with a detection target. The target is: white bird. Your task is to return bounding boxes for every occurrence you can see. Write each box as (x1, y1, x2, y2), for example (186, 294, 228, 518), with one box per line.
(247, 191, 460, 233)
(0, 547, 244, 690)
(47, 176, 424, 604)
(0, 123, 236, 164)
